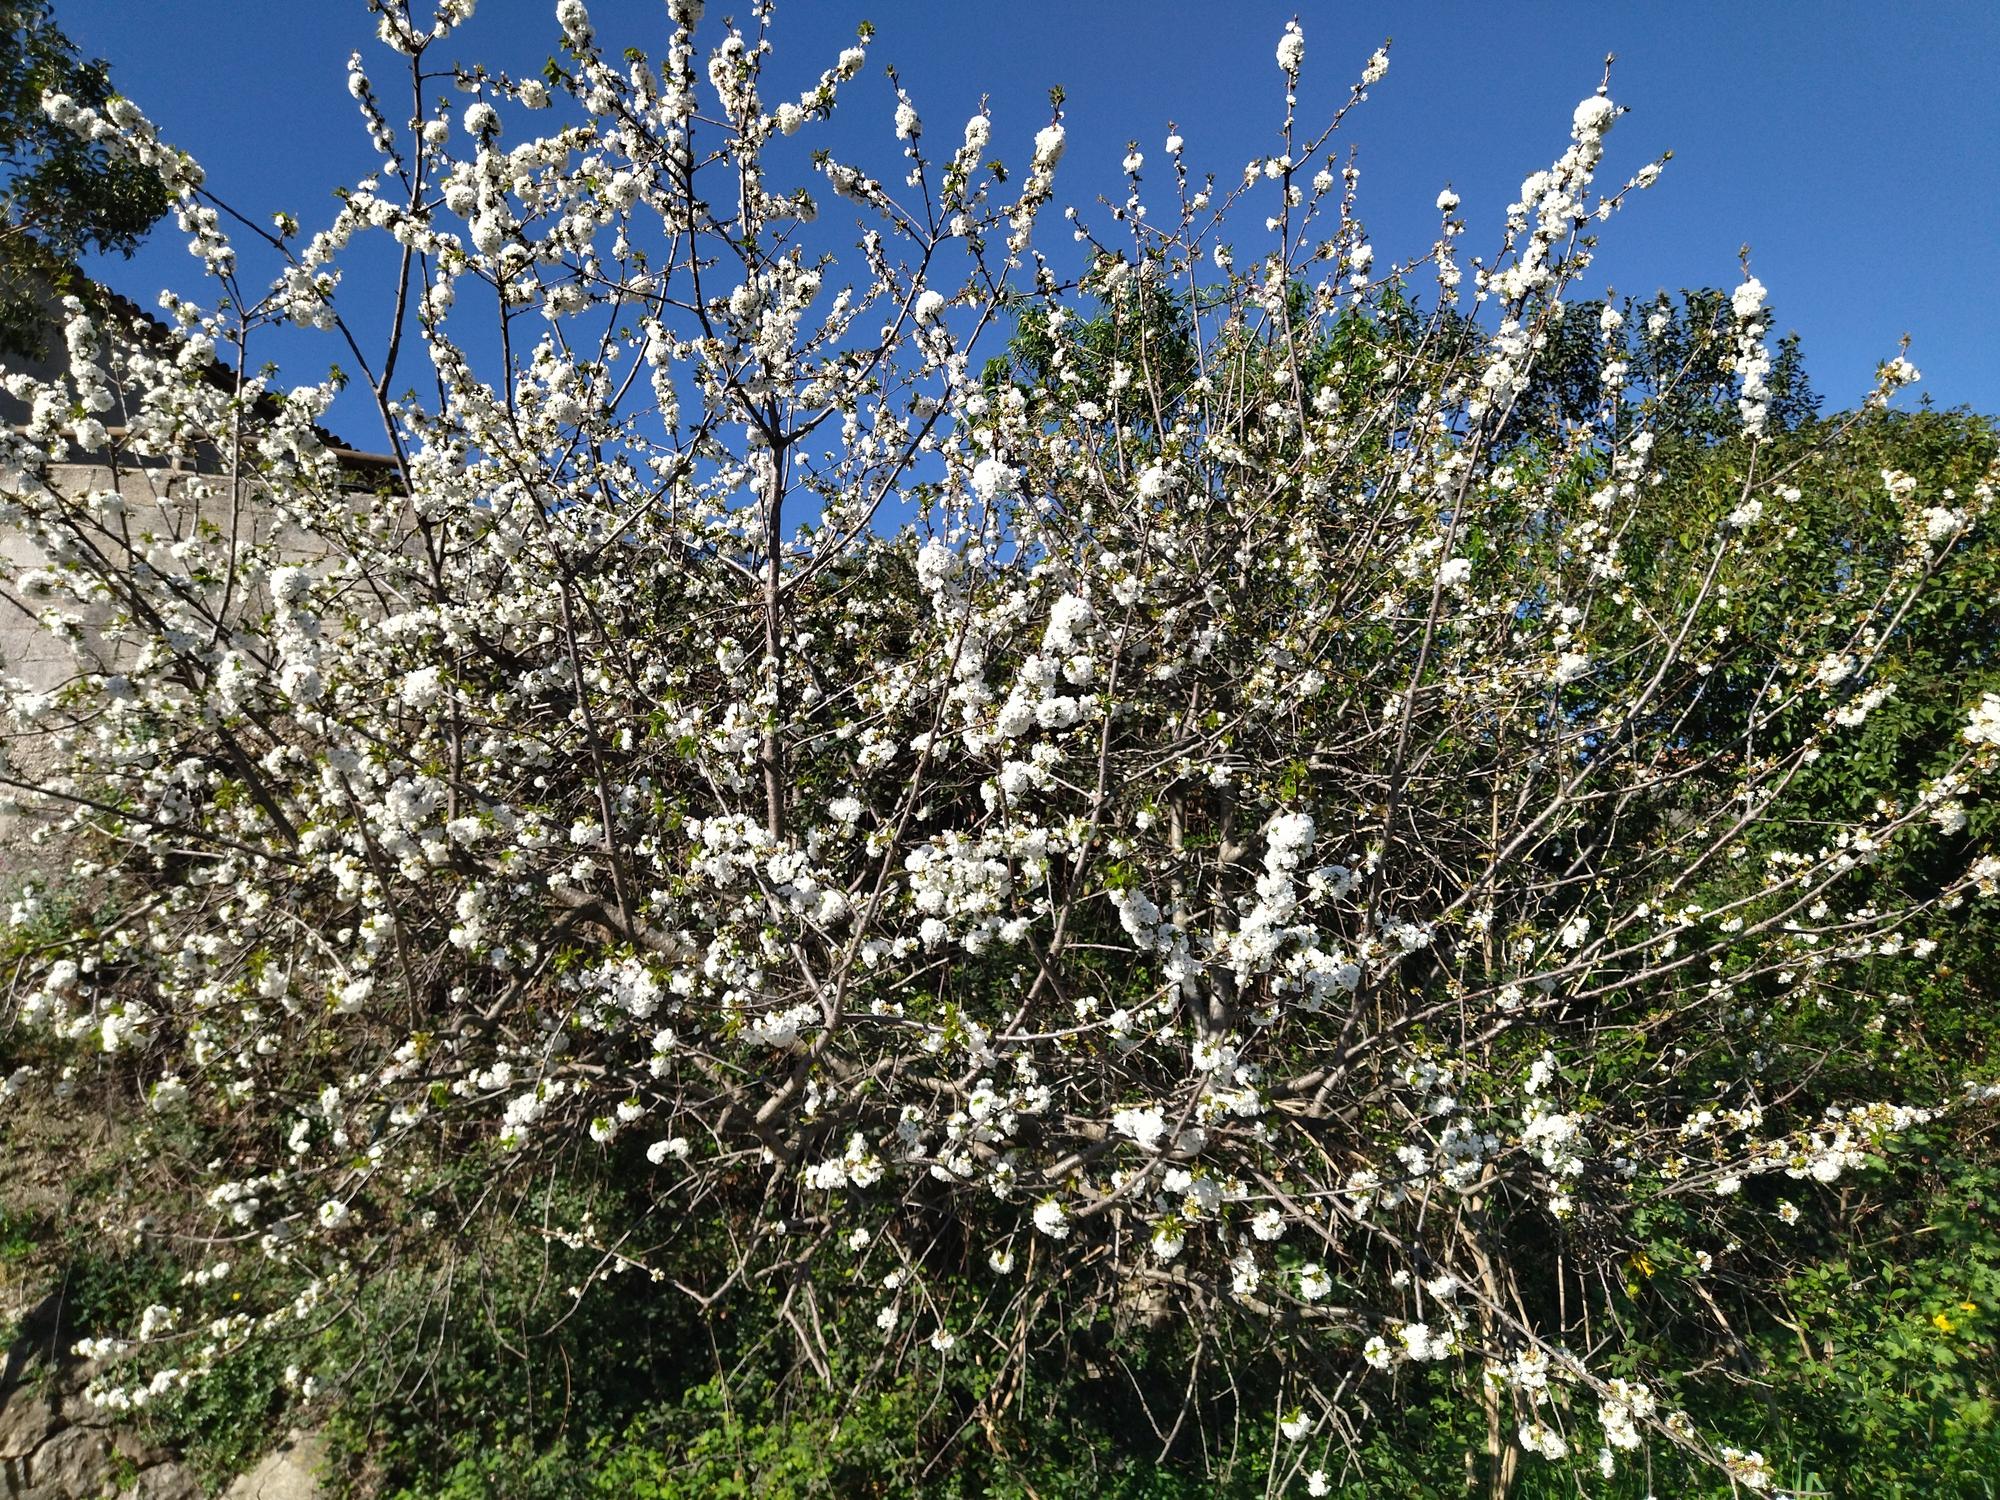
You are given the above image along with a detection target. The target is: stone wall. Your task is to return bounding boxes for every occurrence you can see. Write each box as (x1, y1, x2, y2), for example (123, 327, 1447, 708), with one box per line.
(0, 460, 315, 880)
(0, 1289, 325, 1499)
(0, 1362, 200, 1499)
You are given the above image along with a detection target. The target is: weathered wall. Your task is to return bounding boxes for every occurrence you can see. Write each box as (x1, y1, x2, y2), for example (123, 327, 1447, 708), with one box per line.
(0, 461, 313, 879)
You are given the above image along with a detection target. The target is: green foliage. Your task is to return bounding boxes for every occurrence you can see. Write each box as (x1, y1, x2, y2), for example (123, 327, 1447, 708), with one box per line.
(0, 1203, 38, 1265)
(986, 259, 1197, 415)
(1748, 1136, 2000, 1497)
(154, 1334, 296, 1484)
(0, 0, 171, 353)
(328, 1194, 1272, 1498)
(1503, 287, 1821, 448)
(1469, 402, 2000, 1498)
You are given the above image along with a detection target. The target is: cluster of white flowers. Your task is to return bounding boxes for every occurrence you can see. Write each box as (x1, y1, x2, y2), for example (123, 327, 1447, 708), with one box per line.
(1275, 22, 1305, 76)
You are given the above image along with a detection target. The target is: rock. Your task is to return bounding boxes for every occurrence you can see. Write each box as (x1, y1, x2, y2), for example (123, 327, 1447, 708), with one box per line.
(23, 1423, 112, 1495)
(0, 1382, 210, 1499)
(50, 1375, 111, 1429)
(221, 1430, 325, 1500)
(0, 1385, 62, 1462)
(122, 1462, 202, 1500)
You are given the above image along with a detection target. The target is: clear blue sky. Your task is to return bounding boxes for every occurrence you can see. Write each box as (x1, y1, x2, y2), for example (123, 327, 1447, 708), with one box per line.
(60, 0, 2000, 447)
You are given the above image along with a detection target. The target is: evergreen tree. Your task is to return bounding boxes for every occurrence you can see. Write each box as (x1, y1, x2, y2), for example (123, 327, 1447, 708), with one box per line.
(0, 0, 170, 354)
